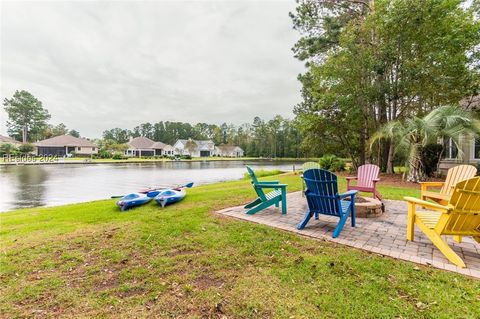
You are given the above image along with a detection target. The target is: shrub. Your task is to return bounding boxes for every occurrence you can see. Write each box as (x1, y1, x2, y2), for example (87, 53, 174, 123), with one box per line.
(97, 150, 112, 159)
(476, 163, 480, 177)
(18, 143, 34, 154)
(10, 149, 21, 157)
(180, 155, 192, 160)
(318, 154, 346, 172)
(112, 153, 126, 160)
(421, 143, 443, 177)
(0, 143, 17, 156)
(332, 161, 346, 172)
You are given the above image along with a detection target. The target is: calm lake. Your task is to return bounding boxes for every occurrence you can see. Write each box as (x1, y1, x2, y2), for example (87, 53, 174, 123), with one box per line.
(0, 160, 301, 212)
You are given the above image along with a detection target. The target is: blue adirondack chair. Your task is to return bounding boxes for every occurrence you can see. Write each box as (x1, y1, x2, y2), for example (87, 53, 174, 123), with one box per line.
(297, 169, 357, 238)
(244, 166, 287, 215)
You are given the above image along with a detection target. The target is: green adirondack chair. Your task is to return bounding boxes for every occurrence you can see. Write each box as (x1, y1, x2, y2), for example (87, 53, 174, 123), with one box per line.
(244, 166, 287, 215)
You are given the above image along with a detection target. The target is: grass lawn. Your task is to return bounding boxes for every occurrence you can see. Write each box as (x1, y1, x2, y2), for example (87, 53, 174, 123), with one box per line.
(1, 173, 479, 318)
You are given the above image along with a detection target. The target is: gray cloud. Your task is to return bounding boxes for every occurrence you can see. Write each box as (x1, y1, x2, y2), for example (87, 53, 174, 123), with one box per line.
(0, 0, 304, 138)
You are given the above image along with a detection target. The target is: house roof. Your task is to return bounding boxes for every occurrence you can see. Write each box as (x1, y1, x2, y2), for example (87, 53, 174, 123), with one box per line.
(128, 137, 171, 150)
(176, 139, 214, 151)
(0, 135, 20, 144)
(197, 142, 212, 151)
(128, 137, 155, 149)
(176, 139, 188, 145)
(196, 140, 214, 149)
(34, 135, 96, 147)
(177, 139, 214, 145)
(151, 141, 167, 149)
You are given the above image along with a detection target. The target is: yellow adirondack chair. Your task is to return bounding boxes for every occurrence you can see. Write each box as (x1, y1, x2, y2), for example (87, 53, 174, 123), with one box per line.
(420, 165, 477, 205)
(405, 177, 480, 268)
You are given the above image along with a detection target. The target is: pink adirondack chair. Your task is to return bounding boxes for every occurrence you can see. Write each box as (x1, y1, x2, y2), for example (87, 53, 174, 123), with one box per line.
(346, 164, 382, 200)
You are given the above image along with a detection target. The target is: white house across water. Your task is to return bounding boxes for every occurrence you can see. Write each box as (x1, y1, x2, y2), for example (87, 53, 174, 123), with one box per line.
(125, 137, 174, 157)
(173, 139, 244, 157)
(173, 139, 215, 157)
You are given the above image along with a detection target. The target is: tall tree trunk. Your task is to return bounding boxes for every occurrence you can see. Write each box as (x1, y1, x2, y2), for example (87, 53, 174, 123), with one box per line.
(22, 126, 27, 143)
(359, 128, 366, 166)
(377, 75, 388, 171)
(407, 145, 425, 182)
(379, 104, 388, 171)
(386, 142, 394, 174)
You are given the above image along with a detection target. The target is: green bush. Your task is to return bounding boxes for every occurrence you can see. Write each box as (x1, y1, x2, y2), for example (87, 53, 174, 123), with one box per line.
(112, 153, 126, 160)
(10, 149, 21, 156)
(180, 155, 192, 160)
(421, 143, 443, 177)
(96, 150, 112, 159)
(18, 143, 34, 154)
(318, 154, 346, 172)
(0, 143, 17, 156)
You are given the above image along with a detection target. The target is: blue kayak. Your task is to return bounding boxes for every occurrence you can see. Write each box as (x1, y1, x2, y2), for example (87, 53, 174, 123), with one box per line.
(116, 193, 151, 211)
(154, 188, 186, 207)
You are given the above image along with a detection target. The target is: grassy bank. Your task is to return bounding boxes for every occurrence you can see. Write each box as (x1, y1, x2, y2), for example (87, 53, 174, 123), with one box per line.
(1, 173, 478, 318)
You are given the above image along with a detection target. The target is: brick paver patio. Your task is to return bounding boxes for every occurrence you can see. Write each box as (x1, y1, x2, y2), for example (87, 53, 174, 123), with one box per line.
(217, 192, 480, 279)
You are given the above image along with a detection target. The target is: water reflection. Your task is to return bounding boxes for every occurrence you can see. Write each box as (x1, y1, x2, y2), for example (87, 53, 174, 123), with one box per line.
(0, 160, 299, 211)
(13, 165, 49, 208)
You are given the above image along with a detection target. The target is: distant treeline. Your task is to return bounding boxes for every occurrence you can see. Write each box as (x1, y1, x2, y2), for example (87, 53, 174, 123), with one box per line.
(102, 115, 306, 158)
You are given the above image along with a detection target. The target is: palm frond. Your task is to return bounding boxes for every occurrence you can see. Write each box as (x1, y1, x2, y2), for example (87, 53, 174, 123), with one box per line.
(371, 105, 479, 177)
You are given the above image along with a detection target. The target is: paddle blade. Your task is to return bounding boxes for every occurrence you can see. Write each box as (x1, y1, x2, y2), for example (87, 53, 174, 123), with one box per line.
(111, 195, 124, 198)
(183, 182, 194, 188)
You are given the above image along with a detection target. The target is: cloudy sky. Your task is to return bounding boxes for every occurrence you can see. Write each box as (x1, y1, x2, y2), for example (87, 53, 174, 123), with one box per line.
(0, 0, 305, 138)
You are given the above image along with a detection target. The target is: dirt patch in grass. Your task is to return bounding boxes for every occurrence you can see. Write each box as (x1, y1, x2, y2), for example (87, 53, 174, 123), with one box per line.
(193, 275, 225, 290)
(94, 268, 120, 291)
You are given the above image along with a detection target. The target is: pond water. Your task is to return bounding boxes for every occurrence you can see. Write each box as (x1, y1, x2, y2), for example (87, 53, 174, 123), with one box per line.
(0, 160, 301, 212)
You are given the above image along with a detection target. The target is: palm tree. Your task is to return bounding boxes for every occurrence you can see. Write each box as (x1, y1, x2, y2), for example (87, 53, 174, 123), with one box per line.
(370, 105, 480, 182)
